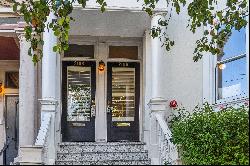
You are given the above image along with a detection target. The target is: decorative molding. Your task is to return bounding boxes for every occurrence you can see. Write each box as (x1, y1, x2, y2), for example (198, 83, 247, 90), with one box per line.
(0, 0, 13, 7)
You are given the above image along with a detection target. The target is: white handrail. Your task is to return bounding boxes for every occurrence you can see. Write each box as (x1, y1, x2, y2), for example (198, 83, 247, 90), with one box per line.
(35, 114, 52, 146)
(155, 113, 172, 140)
(34, 113, 52, 165)
(154, 112, 180, 165)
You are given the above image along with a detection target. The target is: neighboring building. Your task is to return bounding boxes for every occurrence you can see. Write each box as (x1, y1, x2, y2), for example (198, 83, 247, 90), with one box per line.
(0, 0, 249, 165)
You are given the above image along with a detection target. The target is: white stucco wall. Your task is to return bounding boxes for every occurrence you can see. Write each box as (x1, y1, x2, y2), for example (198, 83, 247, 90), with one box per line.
(153, 9, 203, 111)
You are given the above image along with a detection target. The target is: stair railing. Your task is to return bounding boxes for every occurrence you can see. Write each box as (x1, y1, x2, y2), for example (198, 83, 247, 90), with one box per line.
(17, 98, 58, 165)
(148, 98, 181, 165)
(154, 113, 180, 165)
(35, 113, 52, 165)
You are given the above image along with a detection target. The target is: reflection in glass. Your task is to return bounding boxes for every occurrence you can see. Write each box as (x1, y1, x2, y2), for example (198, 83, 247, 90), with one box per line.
(217, 57, 247, 100)
(112, 67, 135, 122)
(218, 28, 246, 61)
(67, 66, 91, 122)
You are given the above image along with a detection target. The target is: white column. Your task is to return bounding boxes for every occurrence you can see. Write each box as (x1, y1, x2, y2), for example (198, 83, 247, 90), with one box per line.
(40, 12, 58, 164)
(151, 13, 166, 98)
(42, 12, 58, 100)
(17, 32, 36, 146)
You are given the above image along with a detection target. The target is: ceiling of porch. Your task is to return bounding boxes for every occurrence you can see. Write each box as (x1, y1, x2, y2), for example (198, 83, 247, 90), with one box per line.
(69, 9, 151, 37)
(0, 36, 19, 60)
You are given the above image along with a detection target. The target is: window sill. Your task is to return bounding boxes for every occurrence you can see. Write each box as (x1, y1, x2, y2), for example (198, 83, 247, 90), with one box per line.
(213, 96, 249, 110)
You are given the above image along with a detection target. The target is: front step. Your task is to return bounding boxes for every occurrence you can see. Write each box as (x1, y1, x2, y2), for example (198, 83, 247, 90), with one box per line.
(56, 160, 151, 165)
(56, 142, 151, 165)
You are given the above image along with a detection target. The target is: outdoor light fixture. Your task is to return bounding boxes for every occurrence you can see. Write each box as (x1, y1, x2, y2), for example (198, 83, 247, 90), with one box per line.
(0, 82, 3, 94)
(98, 60, 105, 72)
(218, 63, 226, 70)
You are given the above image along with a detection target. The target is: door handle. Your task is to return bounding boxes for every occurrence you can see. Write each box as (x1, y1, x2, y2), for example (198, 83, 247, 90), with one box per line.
(91, 104, 96, 118)
(107, 105, 113, 114)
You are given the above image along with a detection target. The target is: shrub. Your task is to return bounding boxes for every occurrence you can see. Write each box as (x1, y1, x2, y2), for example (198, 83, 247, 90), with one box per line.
(170, 103, 249, 165)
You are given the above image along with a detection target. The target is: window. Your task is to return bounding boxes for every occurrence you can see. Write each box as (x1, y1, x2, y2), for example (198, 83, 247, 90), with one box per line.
(109, 46, 138, 60)
(64, 44, 94, 58)
(5, 72, 19, 89)
(216, 28, 247, 102)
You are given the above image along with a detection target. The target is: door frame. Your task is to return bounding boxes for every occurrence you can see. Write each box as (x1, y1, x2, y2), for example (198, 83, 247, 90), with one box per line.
(3, 94, 19, 165)
(60, 36, 144, 142)
(61, 61, 97, 142)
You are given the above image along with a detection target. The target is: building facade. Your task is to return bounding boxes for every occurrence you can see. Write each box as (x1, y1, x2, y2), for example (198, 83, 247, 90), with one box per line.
(0, 0, 249, 165)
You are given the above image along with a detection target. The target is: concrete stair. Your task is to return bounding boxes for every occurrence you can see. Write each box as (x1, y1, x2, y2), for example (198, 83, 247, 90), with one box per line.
(55, 142, 151, 165)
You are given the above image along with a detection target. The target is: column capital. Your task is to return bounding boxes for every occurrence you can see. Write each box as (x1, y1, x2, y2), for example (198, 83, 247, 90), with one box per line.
(152, 12, 168, 18)
(15, 22, 28, 43)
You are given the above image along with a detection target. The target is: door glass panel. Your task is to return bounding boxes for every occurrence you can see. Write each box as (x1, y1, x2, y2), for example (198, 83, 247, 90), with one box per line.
(67, 66, 92, 122)
(112, 67, 135, 122)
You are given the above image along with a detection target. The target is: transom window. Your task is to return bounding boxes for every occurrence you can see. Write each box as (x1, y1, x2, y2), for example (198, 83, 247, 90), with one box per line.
(216, 28, 247, 102)
(64, 44, 94, 58)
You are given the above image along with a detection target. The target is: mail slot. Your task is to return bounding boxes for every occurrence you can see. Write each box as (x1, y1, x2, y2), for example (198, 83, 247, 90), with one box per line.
(116, 122, 131, 127)
(72, 123, 86, 127)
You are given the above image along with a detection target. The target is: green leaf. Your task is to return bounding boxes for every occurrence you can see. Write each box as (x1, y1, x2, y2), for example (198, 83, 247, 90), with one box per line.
(53, 46, 58, 52)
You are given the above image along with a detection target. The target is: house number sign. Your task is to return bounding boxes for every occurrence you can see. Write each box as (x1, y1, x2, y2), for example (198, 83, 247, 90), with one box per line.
(74, 61, 85, 66)
(119, 62, 129, 67)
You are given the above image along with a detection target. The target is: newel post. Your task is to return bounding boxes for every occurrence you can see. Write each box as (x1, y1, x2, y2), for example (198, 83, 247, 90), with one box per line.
(39, 98, 58, 165)
(148, 97, 168, 165)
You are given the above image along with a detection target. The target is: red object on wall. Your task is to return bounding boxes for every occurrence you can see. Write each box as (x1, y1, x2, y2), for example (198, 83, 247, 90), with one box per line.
(169, 100, 178, 108)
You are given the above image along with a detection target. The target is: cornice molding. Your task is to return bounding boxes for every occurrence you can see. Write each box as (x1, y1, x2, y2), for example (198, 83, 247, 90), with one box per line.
(0, 0, 14, 8)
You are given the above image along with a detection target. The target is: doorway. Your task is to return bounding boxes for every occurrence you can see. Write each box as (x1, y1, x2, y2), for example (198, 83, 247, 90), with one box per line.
(4, 95, 19, 165)
(61, 40, 142, 142)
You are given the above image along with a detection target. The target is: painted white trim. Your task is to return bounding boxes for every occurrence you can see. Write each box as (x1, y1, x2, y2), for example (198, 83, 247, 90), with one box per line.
(60, 36, 144, 142)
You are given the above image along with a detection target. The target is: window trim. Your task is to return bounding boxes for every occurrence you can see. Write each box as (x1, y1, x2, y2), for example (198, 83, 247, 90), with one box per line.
(203, 16, 249, 105)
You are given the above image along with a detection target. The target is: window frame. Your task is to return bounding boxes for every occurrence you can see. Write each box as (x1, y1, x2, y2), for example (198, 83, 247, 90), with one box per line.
(203, 16, 249, 105)
(215, 53, 247, 104)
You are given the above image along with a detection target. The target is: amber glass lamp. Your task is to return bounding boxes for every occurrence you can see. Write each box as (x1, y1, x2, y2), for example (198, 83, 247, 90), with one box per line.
(98, 60, 105, 72)
(0, 82, 3, 94)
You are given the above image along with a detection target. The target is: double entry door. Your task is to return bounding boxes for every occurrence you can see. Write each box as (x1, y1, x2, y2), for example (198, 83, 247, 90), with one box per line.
(62, 61, 140, 142)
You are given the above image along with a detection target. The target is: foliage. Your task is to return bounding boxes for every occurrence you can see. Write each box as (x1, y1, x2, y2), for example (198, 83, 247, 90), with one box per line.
(143, 0, 248, 62)
(12, 0, 248, 63)
(170, 103, 249, 165)
(12, 0, 107, 63)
